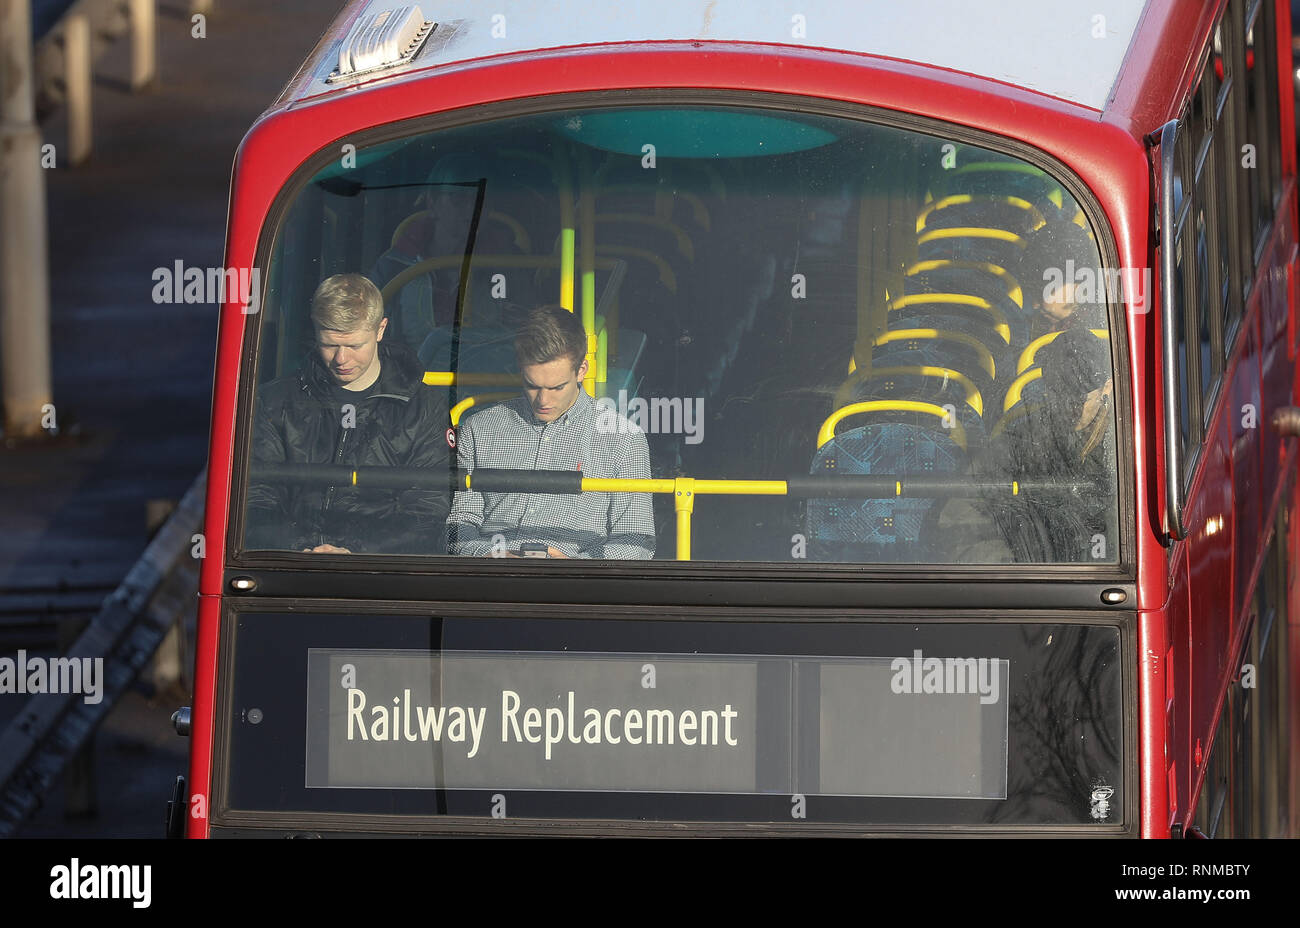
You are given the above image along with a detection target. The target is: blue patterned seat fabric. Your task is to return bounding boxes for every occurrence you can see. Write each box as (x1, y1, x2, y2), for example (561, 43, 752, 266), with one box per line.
(806, 420, 966, 562)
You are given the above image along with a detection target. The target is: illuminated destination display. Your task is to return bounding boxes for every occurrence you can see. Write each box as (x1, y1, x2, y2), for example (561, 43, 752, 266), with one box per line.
(304, 650, 1009, 797)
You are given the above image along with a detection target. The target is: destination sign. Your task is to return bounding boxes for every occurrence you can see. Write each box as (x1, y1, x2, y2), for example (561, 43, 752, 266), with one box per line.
(304, 650, 1009, 797)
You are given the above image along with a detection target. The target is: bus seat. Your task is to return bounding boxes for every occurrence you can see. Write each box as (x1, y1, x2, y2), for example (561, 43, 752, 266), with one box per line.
(889, 294, 1011, 345)
(593, 245, 678, 292)
(418, 326, 518, 375)
(420, 323, 647, 400)
(484, 210, 532, 253)
(805, 409, 968, 562)
(868, 328, 998, 402)
(595, 213, 695, 262)
(915, 194, 1046, 237)
(596, 183, 713, 231)
(916, 226, 1028, 272)
(937, 161, 1067, 214)
(852, 365, 985, 419)
(1016, 328, 1109, 375)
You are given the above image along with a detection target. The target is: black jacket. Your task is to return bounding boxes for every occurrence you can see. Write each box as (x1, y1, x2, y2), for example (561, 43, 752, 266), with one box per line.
(245, 340, 451, 554)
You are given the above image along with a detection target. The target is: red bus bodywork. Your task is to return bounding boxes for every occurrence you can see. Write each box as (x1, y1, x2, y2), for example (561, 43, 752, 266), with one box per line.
(188, 0, 1300, 837)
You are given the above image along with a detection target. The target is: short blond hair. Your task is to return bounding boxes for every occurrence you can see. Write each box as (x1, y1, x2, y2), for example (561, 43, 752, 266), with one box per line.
(310, 274, 385, 333)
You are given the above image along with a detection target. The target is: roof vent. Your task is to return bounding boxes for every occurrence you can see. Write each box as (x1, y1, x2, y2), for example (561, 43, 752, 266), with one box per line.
(329, 5, 435, 82)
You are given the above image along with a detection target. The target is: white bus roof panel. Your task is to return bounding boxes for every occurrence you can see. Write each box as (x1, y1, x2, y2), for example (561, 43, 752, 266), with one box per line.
(324, 0, 1149, 111)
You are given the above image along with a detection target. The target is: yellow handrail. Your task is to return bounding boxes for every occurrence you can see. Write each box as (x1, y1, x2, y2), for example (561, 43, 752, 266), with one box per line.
(381, 254, 614, 305)
(888, 293, 1011, 345)
(858, 365, 984, 417)
(917, 226, 1025, 248)
(423, 372, 518, 387)
(872, 328, 997, 380)
(1016, 328, 1110, 375)
(673, 477, 694, 560)
(595, 213, 694, 260)
(950, 161, 1053, 179)
(390, 209, 533, 254)
(991, 403, 1031, 439)
(495, 146, 574, 309)
(380, 254, 630, 331)
(914, 194, 1045, 234)
(816, 400, 967, 451)
(593, 245, 677, 291)
(457, 471, 1055, 560)
(389, 209, 433, 248)
(904, 259, 1023, 309)
(579, 149, 597, 395)
(593, 315, 608, 394)
(485, 210, 531, 252)
(594, 186, 712, 229)
(449, 392, 516, 427)
(1002, 368, 1043, 412)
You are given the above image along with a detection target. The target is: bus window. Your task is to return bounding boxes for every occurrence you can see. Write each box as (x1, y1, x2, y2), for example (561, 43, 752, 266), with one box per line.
(1207, 22, 1243, 351)
(1175, 237, 1193, 455)
(1194, 189, 1219, 426)
(1244, 0, 1284, 255)
(240, 105, 1120, 566)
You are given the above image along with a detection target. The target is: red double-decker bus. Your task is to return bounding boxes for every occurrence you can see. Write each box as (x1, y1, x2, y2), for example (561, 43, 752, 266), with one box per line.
(177, 0, 1299, 837)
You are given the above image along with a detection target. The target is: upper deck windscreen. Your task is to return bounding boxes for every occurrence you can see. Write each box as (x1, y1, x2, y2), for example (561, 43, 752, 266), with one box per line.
(241, 104, 1121, 567)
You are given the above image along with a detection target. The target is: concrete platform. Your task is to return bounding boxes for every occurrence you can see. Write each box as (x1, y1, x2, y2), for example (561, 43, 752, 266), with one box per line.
(0, 0, 341, 838)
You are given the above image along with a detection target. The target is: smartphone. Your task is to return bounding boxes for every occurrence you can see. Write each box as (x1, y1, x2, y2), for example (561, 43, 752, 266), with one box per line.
(518, 543, 550, 558)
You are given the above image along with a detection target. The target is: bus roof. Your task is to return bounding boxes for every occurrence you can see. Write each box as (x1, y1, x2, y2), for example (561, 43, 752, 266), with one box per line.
(287, 0, 1152, 113)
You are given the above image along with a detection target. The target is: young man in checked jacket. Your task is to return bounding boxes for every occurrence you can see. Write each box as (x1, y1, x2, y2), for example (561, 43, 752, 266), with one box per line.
(447, 305, 656, 559)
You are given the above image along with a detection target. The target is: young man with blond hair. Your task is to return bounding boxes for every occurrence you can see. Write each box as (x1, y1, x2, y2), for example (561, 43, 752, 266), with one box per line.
(246, 274, 451, 554)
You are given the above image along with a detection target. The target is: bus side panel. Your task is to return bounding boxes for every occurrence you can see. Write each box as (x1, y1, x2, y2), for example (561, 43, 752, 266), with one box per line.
(1274, 0, 1297, 181)
(1259, 214, 1296, 506)
(1164, 555, 1192, 832)
(1288, 461, 1300, 836)
(191, 120, 298, 837)
(1230, 315, 1262, 628)
(1127, 208, 1169, 617)
(1186, 418, 1235, 784)
(186, 593, 222, 837)
(1140, 602, 1171, 837)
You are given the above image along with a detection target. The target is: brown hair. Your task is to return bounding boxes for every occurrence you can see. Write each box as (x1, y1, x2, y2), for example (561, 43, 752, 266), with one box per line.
(514, 304, 587, 371)
(310, 274, 385, 333)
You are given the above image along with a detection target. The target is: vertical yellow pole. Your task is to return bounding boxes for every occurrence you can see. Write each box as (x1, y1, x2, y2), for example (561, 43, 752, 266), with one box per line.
(557, 147, 575, 311)
(607, 292, 619, 364)
(579, 152, 597, 396)
(594, 314, 608, 397)
(559, 224, 575, 311)
(674, 478, 695, 561)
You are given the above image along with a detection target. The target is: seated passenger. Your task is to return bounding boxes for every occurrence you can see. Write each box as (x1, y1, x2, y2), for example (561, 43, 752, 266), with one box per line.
(930, 326, 1115, 563)
(246, 274, 451, 554)
(447, 305, 655, 559)
(1018, 216, 1106, 341)
(370, 154, 484, 352)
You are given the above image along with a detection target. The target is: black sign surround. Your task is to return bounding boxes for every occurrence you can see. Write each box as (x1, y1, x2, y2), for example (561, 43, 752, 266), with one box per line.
(217, 607, 1127, 831)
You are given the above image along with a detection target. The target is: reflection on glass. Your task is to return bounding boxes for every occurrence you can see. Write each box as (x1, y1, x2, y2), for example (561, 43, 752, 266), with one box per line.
(245, 105, 1121, 565)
